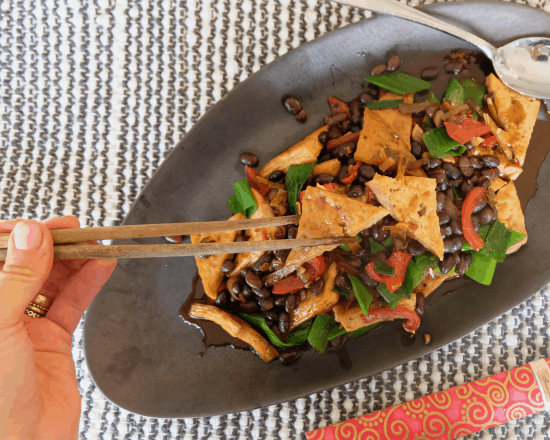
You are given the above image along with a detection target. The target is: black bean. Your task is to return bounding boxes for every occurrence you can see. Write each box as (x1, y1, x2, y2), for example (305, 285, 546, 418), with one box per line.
(478, 206, 496, 226)
(268, 170, 285, 182)
(407, 240, 426, 256)
(348, 185, 365, 198)
(470, 173, 479, 185)
(374, 251, 387, 263)
(310, 277, 325, 296)
(411, 141, 423, 159)
(469, 156, 483, 169)
(443, 239, 455, 254)
(344, 142, 357, 155)
(386, 54, 401, 72)
(279, 312, 290, 334)
(451, 219, 463, 236)
(231, 280, 243, 296)
(443, 225, 453, 238)
(235, 233, 246, 242)
(461, 166, 474, 178)
(274, 296, 287, 308)
(328, 126, 342, 139)
(429, 158, 443, 169)
(460, 180, 474, 196)
(479, 179, 491, 189)
(295, 109, 307, 123)
(371, 225, 390, 242)
(458, 156, 471, 168)
(481, 155, 500, 168)
(371, 63, 387, 76)
(326, 112, 348, 127)
(453, 235, 466, 251)
(456, 252, 473, 276)
(425, 106, 438, 119)
(240, 152, 259, 167)
(351, 124, 362, 133)
(442, 162, 461, 180)
(421, 67, 439, 80)
(331, 335, 343, 349)
(346, 255, 363, 268)
(319, 131, 331, 146)
(273, 326, 288, 343)
(242, 285, 254, 300)
(255, 287, 271, 299)
(335, 273, 353, 293)
(415, 292, 425, 316)
(240, 301, 259, 313)
(287, 225, 298, 239)
(471, 214, 480, 231)
(330, 145, 347, 161)
(436, 192, 446, 212)
(359, 91, 375, 104)
(257, 296, 274, 310)
(438, 212, 451, 225)
(315, 173, 335, 186)
(358, 271, 378, 288)
(444, 61, 463, 74)
(358, 228, 371, 240)
(279, 347, 299, 364)
(439, 255, 456, 274)
(221, 259, 235, 273)
(284, 97, 302, 115)
(349, 99, 363, 125)
(274, 249, 290, 262)
(444, 188, 455, 204)
(481, 168, 499, 181)
(357, 164, 375, 180)
(245, 272, 263, 290)
(215, 290, 229, 308)
(264, 309, 279, 321)
(448, 177, 463, 187)
(342, 118, 351, 133)
(472, 198, 487, 214)
(440, 226, 449, 239)
(286, 294, 298, 313)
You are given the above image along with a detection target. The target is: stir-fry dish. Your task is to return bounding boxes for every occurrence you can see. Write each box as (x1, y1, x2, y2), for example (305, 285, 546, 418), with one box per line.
(187, 50, 540, 364)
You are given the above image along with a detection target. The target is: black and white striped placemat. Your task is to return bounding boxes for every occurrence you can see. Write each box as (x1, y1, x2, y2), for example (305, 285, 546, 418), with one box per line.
(1, 0, 549, 438)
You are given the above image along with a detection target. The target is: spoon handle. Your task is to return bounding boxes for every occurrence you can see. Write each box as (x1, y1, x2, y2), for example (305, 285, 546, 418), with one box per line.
(333, 0, 496, 60)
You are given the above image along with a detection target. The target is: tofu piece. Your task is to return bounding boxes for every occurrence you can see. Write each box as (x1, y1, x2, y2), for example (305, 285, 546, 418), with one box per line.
(467, 144, 523, 180)
(367, 174, 444, 260)
(355, 92, 417, 165)
(229, 188, 282, 277)
(332, 294, 416, 332)
(285, 186, 389, 268)
(259, 125, 327, 178)
(414, 272, 459, 299)
(490, 177, 507, 193)
(312, 158, 341, 177)
(494, 181, 527, 253)
(189, 304, 278, 363)
(191, 212, 246, 299)
(486, 73, 540, 166)
(289, 262, 338, 331)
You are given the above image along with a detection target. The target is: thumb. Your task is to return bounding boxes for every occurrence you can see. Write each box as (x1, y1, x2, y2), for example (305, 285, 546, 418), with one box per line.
(0, 220, 54, 330)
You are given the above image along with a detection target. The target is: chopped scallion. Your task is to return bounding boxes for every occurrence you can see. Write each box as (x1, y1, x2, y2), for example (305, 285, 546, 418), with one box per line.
(365, 72, 432, 95)
(285, 162, 316, 215)
(308, 314, 337, 354)
(348, 275, 373, 317)
(227, 179, 258, 218)
(364, 99, 404, 110)
(373, 260, 396, 276)
(240, 314, 313, 348)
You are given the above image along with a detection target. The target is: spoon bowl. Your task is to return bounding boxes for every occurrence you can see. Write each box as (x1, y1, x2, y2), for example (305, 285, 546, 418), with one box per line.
(333, 0, 550, 99)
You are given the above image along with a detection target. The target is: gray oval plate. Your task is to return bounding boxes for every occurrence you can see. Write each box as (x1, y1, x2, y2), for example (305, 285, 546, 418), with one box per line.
(84, 1, 550, 418)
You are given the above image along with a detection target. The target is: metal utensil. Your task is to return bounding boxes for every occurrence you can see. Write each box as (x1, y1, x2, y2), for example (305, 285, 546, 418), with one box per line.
(333, 0, 550, 99)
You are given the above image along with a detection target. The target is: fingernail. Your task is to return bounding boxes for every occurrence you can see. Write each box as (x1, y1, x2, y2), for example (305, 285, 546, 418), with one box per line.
(13, 222, 43, 250)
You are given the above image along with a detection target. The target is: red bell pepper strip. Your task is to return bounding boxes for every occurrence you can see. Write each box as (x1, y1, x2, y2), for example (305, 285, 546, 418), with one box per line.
(444, 119, 492, 145)
(365, 189, 374, 203)
(245, 166, 269, 197)
(462, 186, 486, 252)
(328, 96, 350, 117)
(361, 306, 420, 333)
(341, 161, 363, 184)
(327, 131, 360, 149)
(272, 256, 327, 294)
(365, 251, 412, 292)
(262, 231, 269, 241)
(479, 135, 498, 148)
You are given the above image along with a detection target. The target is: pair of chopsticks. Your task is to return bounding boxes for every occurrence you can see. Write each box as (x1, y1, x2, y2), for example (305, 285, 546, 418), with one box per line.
(0, 215, 355, 261)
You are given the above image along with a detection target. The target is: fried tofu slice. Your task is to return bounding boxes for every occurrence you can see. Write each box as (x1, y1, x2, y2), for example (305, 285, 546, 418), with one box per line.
(259, 125, 328, 178)
(189, 304, 278, 363)
(355, 92, 417, 165)
(332, 295, 417, 332)
(494, 181, 527, 253)
(486, 73, 540, 166)
(490, 177, 507, 193)
(467, 145, 523, 180)
(312, 158, 341, 177)
(289, 262, 338, 331)
(367, 174, 444, 260)
(229, 188, 282, 277)
(285, 186, 389, 268)
(414, 272, 459, 299)
(191, 212, 246, 299)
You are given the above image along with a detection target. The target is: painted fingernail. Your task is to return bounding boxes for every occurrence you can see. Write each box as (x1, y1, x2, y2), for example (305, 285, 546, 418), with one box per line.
(13, 222, 43, 250)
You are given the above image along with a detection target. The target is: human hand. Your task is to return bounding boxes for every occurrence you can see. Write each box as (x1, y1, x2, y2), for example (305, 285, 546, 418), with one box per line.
(0, 216, 117, 440)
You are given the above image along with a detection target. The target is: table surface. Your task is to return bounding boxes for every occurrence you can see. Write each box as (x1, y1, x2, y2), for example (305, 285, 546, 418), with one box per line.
(1, 0, 549, 438)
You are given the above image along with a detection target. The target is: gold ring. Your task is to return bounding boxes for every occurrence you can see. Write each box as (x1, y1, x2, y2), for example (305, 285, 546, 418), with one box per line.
(25, 294, 52, 318)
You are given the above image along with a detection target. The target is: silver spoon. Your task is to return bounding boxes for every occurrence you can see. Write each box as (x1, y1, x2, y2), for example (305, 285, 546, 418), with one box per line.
(332, 0, 550, 99)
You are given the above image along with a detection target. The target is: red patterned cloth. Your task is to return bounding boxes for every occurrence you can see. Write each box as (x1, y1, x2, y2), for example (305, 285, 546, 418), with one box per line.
(306, 359, 549, 440)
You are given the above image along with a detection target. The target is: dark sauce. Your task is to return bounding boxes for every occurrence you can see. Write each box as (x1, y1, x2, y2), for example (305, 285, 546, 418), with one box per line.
(181, 51, 550, 363)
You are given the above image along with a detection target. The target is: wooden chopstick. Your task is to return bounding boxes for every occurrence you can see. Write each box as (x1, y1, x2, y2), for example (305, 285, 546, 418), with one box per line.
(0, 215, 301, 249)
(0, 236, 356, 261)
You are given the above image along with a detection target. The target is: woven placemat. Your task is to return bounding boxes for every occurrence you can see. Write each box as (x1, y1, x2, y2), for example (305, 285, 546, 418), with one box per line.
(1, 0, 549, 438)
